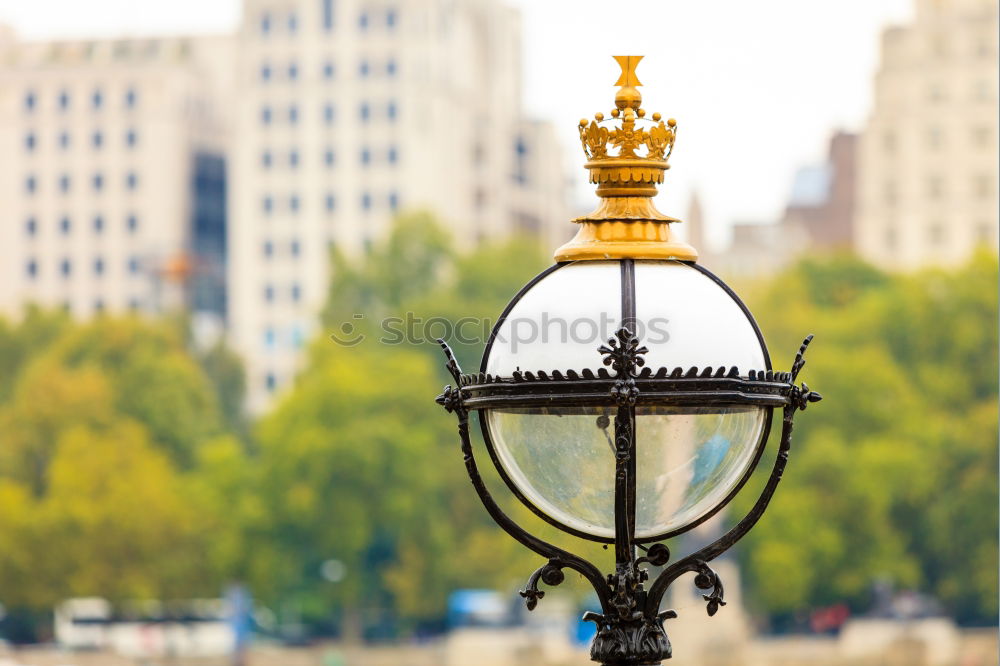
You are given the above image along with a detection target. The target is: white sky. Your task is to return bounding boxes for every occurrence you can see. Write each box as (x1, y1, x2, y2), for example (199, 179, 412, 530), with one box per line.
(0, 0, 913, 248)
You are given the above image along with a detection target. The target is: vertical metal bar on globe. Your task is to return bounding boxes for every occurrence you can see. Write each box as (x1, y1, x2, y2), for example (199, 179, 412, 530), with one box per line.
(620, 259, 638, 554)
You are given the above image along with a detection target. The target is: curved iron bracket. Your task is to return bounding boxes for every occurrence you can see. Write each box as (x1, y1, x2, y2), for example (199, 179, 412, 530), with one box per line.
(434, 339, 614, 613)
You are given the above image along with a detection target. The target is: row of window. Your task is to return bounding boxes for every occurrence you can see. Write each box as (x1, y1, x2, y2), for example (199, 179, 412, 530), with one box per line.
(25, 171, 139, 194)
(882, 222, 996, 250)
(260, 100, 397, 126)
(25, 214, 140, 236)
(262, 239, 302, 258)
(261, 191, 399, 215)
(882, 174, 997, 204)
(261, 145, 398, 169)
(259, 58, 397, 82)
(882, 126, 994, 152)
(263, 283, 303, 304)
(259, 5, 397, 36)
(24, 88, 138, 113)
(24, 128, 138, 152)
(25, 256, 143, 279)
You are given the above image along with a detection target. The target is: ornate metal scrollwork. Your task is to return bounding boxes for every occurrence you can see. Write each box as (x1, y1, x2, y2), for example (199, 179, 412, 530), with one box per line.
(434, 334, 821, 665)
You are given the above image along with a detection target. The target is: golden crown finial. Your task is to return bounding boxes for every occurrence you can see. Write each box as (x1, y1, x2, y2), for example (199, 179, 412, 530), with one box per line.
(555, 55, 697, 263)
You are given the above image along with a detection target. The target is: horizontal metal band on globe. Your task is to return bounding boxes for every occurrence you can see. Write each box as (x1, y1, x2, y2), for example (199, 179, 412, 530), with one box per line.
(456, 370, 795, 411)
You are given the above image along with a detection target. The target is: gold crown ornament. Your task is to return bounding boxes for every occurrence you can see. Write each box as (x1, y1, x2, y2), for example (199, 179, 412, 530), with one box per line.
(555, 55, 698, 262)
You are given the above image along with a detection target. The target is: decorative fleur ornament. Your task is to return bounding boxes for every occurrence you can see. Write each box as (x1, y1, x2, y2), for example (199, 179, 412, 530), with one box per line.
(432, 56, 823, 666)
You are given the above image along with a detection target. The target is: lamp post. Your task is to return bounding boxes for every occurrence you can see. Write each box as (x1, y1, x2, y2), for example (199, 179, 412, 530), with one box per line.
(435, 56, 822, 665)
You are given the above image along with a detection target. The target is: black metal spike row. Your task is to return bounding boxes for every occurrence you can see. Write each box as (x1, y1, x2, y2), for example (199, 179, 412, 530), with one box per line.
(435, 333, 821, 666)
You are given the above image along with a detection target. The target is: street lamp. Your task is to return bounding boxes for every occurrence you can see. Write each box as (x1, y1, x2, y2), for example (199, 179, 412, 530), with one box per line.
(435, 56, 822, 665)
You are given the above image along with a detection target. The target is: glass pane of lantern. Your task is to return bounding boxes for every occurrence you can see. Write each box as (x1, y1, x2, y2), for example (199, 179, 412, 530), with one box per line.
(486, 405, 766, 538)
(485, 261, 621, 377)
(634, 261, 767, 373)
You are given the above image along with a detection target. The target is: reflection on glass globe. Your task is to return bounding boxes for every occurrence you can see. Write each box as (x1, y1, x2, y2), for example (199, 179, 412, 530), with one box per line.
(486, 406, 766, 538)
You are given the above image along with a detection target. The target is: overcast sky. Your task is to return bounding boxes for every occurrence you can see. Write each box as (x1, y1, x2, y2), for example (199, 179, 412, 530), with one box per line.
(0, 0, 913, 248)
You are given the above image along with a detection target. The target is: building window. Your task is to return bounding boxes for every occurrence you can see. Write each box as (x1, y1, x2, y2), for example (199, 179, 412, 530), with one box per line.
(25, 132, 37, 152)
(386, 59, 397, 77)
(322, 0, 334, 30)
(359, 102, 370, 122)
(289, 149, 299, 168)
(261, 12, 272, 34)
(884, 180, 896, 205)
(290, 239, 301, 257)
(288, 62, 298, 81)
(323, 103, 335, 124)
(926, 175, 943, 199)
(127, 214, 138, 233)
(287, 12, 298, 33)
(359, 59, 369, 77)
(387, 101, 397, 121)
(126, 129, 137, 148)
(26, 259, 38, 279)
(59, 131, 70, 150)
(126, 171, 138, 190)
(359, 11, 369, 30)
(265, 373, 276, 391)
(92, 88, 102, 109)
(128, 298, 140, 312)
(59, 174, 71, 193)
(25, 175, 37, 195)
(263, 240, 274, 258)
(261, 106, 272, 125)
(24, 91, 36, 112)
(125, 88, 137, 108)
(360, 147, 371, 165)
(361, 192, 372, 211)
(93, 215, 104, 233)
(58, 90, 70, 111)
(26, 217, 37, 236)
(323, 60, 335, 79)
(93, 173, 103, 191)
(388, 191, 399, 211)
(325, 193, 336, 212)
(94, 257, 104, 276)
(264, 285, 275, 303)
(928, 223, 945, 244)
(387, 146, 398, 164)
(263, 150, 274, 168)
(974, 173, 993, 198)
(60, 216, 71, 234)
(386, 8, 397, 28)
(61, 258, 72, 278)
(94, 300, 105, 313)
(324, 148, 335, 167)
(288, 105, 298, 124)
(92, 130, 103, 149)
(927, 127, 942, 149)
(261, 62, 272, 82)
(263, 196, 273, 215)
(289, 194, 300, 213)
(128, 257, 140, 274)
(290, 284, 302, 302)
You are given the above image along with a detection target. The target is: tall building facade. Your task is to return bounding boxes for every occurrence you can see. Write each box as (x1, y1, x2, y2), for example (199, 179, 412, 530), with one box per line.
(0, 29, 234, 321)
(229, 0, 572, 410)
(856, 0, 999, 269)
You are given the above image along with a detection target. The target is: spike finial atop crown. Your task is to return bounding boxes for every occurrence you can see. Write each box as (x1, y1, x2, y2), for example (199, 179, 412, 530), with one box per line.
(555, 56, 697, 263)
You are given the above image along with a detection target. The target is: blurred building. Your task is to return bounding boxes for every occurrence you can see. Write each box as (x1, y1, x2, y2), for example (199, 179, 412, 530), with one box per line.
(856, 0, 999, 269)
(229, 0, 572, 410)
(0, 28, 234, 322)
(702, 131, 857, 278)
(0, 0, 572, 411)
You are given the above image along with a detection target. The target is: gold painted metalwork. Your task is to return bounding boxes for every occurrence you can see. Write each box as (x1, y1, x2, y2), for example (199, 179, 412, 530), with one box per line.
(555, 55, 698, 262)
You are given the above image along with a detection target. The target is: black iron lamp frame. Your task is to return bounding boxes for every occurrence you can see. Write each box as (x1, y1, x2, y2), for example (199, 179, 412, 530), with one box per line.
(434, 259, 821, 665)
